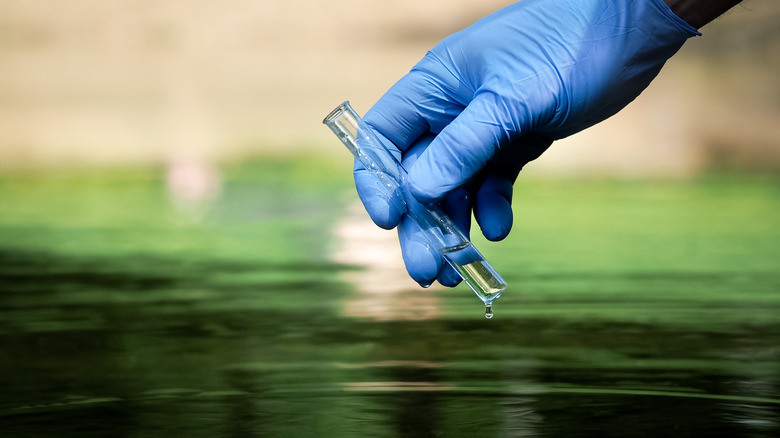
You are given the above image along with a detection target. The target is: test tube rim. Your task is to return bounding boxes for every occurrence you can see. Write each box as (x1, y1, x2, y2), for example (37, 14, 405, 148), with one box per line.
(323, 101, 352, 125)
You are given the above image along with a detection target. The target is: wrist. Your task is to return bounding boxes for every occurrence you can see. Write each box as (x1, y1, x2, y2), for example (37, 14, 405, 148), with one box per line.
(663, 0, 742, 29)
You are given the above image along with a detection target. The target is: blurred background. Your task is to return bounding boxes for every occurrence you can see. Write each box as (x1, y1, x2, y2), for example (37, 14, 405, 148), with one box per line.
(0, 0, 777, 174)
(1, 1, 779, 436)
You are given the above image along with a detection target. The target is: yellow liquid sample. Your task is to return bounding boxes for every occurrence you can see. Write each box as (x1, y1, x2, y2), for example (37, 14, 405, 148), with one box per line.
(441, 242, 507, 312)
(452, 260, 506, 303)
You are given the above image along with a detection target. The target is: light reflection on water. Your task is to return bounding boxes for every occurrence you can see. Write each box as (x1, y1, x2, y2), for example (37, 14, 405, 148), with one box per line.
(332, 201, 443, 321)
(0, 170, 779, 436)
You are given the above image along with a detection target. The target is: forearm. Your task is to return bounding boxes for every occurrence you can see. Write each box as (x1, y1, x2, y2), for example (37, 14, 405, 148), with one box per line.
(663, 0, 743, 29)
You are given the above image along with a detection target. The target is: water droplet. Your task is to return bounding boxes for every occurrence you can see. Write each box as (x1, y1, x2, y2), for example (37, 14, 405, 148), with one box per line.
(484, 304, 494, 319)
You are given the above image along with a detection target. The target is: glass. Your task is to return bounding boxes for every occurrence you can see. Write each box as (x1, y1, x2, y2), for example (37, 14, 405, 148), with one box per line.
(324, 101, 506, 318)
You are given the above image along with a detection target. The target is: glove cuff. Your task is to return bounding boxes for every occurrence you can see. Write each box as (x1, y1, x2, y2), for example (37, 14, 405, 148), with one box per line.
(648, 0, 702, 36)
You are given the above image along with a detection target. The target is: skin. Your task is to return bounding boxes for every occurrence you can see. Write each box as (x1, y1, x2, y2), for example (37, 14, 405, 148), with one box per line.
(663, 0, 743, 28)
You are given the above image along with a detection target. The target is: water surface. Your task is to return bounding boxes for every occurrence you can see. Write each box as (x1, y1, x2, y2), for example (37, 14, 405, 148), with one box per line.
(0, 164, 778, 436)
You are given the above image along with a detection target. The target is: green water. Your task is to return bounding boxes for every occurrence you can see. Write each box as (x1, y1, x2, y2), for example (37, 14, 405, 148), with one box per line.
(0, 161, 778, 436)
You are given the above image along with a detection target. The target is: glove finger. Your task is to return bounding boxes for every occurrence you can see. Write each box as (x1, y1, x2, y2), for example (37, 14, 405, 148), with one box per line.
(363, 59, 466, 153)
(407, 94, 520, 203)
(442, 187, 472, 241)
(403, 136, 470, 287)
(474, 133, 553, 241)
(437, 188, 472, 287)
(474, 176, 513, 241)
(394, 134, 464, 287)
(398, 215, 443, 287)
(353, 158, 404, 230)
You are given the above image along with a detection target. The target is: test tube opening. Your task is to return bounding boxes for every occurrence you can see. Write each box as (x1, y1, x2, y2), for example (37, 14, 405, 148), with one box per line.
(322, 101, 350, 125)
(323, 101, 361, 155)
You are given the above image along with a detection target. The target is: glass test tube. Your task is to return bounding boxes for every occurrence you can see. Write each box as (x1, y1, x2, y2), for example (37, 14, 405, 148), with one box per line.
(323, 101, 506, 316)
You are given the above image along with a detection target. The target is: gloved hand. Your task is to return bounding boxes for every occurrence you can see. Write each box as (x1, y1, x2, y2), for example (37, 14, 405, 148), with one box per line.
(355, 0, 700, 287)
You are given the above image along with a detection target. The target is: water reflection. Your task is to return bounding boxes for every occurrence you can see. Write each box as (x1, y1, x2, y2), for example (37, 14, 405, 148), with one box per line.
(332, 201, 441, 321)
(1, 244, 779, 436)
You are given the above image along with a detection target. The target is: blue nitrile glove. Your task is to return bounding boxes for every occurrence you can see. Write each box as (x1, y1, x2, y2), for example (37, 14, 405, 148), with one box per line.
(354, 0, 700, 287)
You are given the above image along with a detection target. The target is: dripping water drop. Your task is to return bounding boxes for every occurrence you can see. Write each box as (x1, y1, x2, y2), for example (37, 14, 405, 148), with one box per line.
(484, 303, 494, 319)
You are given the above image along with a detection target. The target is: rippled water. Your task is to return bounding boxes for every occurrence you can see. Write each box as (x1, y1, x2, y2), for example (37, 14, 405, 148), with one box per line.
(0, 164, 778, 436)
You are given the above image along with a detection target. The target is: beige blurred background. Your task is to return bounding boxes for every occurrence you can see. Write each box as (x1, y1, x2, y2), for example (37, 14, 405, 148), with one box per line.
(0, 0, 778, 174)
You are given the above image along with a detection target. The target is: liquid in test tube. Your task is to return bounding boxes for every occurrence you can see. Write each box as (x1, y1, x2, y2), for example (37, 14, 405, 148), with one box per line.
(323, 101, 507, 318)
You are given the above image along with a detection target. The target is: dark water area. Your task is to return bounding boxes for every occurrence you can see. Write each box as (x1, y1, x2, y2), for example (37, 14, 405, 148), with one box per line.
(0, 165, 778, 436)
